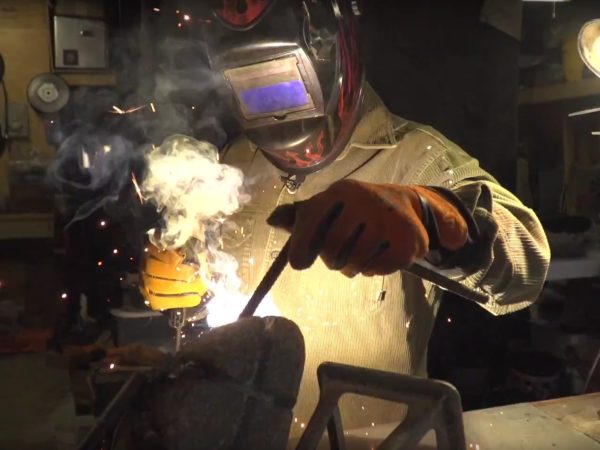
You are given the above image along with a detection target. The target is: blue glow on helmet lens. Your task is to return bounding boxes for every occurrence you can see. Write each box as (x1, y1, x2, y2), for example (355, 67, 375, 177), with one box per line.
(240, 80, 309, 115)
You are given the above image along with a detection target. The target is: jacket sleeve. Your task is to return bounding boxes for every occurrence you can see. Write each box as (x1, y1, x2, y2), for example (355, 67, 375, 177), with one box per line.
(448, 179, 550, 315)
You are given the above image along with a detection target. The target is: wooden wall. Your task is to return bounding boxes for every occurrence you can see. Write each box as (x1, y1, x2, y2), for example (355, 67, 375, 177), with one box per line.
(0, 0, 53, 204)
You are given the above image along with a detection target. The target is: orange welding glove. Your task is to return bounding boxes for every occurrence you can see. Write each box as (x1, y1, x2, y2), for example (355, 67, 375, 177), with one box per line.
(268, 179, 476, 277)
(140, 245, 210, 310)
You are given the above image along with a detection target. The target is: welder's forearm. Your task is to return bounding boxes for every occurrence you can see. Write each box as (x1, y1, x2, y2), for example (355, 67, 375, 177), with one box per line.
(451, 181, 550, 315)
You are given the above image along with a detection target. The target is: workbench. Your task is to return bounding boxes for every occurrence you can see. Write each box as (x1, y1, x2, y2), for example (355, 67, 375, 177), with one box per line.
(335, 393, 600, 450)
(547, 250, 600, 281)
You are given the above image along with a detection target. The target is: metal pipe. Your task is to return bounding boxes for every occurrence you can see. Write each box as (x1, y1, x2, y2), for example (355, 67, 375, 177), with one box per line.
(239, 239, 291, 319)
(405, 263, 488, 304)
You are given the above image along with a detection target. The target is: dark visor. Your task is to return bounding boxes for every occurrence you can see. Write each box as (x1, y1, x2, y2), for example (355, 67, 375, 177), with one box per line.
(224, 56, 315, 120)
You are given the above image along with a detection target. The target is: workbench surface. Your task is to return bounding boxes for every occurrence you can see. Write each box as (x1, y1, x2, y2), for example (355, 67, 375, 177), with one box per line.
(300, 393, 600, 449)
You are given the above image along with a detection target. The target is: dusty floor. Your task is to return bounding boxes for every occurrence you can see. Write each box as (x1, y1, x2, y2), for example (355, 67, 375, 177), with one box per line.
(0, 352, 89, 450)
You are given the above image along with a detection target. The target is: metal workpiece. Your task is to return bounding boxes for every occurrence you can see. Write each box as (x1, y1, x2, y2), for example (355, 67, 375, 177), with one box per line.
(296, 363, 466, 450)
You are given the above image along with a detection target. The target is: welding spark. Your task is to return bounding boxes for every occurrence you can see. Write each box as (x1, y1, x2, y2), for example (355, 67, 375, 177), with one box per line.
(183, 13, 191, 21)
(61, 292, 68, 299)
(111, 105, 146, 115)
(99, 220, 107, 228)
(153, 7, 160, 12)
(177, 22, 183, 28)
(97, 261, 104, 267)
(109, 363, 115, 370)
(150, 102, 156, 113)
(82, 150, 90, 169)
(131, 172, 145, 204)
(113, 249, 119, 255)
(103, 145, 111, 153)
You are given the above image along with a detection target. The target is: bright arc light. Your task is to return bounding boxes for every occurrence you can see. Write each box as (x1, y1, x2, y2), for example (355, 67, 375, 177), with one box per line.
(206, 291, 280, 328)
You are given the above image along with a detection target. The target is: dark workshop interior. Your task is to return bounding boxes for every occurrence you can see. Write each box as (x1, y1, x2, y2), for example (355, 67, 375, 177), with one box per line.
(1, 0, 600, 449)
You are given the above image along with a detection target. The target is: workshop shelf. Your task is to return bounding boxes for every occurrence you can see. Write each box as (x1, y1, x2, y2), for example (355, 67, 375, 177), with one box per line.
(519, 78, 600, 105)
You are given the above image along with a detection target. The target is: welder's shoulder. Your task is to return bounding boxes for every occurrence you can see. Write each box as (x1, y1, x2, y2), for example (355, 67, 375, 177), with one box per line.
(395, 118, 495, 183)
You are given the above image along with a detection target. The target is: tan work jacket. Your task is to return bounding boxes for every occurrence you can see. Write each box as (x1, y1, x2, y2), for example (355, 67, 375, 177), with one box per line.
(222, 85, 550, 434)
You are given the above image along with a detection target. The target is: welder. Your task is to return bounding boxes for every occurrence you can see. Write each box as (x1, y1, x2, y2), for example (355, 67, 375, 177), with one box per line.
(142, 0, 550, 432)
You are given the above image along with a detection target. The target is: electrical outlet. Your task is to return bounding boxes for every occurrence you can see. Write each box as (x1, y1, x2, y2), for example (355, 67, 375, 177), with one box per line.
(7, 102, 29, 138)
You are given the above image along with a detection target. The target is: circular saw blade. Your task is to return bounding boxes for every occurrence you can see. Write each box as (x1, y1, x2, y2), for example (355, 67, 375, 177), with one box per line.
(27, 73, 70, 113)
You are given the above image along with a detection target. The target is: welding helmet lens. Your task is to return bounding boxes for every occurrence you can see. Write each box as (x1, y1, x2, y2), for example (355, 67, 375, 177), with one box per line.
(224, 55, 315, 120)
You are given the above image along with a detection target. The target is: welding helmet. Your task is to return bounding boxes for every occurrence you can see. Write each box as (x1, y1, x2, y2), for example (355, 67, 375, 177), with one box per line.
(200, 0, 364, 177)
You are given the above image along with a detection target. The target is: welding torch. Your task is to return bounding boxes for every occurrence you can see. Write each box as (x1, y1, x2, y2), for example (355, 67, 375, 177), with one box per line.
(239, 204, 488, 319)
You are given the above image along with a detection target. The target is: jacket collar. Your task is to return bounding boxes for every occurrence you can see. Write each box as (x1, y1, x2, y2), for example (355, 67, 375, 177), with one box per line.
(336, 83, 408, 161)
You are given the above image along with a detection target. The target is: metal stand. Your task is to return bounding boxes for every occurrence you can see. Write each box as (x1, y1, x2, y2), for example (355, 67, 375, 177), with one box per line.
(296, 363, 466, 450)
(77, 372, 146, 450)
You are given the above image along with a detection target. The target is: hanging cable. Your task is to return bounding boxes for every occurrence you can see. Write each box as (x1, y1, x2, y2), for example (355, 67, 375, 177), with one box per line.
(0, 80, 7, 155)
(1, 81, 7, 134)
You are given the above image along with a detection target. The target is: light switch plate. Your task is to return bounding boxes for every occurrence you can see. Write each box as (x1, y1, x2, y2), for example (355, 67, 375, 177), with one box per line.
(7, 102, 29, 138)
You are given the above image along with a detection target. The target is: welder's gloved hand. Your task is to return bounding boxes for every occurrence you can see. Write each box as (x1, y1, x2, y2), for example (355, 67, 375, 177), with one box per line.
(140, 245, 210, 310)
(267, 179, 475, 277)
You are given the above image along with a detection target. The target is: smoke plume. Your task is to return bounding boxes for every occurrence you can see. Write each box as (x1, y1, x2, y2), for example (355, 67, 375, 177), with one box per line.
(141, 134, 249, 300)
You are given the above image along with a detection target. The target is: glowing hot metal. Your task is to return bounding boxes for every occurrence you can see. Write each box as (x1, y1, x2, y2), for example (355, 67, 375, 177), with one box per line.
(131, 172, 145, 204)
(111, 105, 147, 115)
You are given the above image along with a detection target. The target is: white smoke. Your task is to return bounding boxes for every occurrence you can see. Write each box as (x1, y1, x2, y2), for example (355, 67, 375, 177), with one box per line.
(141, 134, 280, 327)
(141, 134, 249, 296)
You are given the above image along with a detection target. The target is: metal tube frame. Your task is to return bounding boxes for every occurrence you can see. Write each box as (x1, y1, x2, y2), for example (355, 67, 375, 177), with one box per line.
(296, 363, 466, 450)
